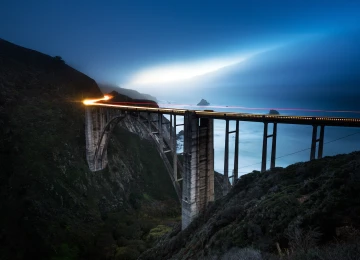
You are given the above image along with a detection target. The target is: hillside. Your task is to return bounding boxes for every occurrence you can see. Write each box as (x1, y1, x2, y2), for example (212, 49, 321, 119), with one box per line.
(98, 83, 157, 101)
(140, 152, 360, 260)
(0, 39, 179, 260)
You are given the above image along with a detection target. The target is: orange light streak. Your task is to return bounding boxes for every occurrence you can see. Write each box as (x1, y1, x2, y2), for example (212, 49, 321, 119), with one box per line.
(83, 95, 112, 105)
(158, 103, 360, 114)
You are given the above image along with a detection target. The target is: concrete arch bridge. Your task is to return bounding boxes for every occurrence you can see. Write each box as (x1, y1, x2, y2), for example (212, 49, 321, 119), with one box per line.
(84, 100, 360, 229)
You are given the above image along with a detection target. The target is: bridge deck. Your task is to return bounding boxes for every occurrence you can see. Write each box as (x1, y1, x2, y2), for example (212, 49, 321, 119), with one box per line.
(86, 103, 360, 127)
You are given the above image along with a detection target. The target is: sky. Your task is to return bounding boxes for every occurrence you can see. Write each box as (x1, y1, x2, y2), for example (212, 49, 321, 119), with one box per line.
(1, 0, 360, 173)
(1, 0, 360, 103)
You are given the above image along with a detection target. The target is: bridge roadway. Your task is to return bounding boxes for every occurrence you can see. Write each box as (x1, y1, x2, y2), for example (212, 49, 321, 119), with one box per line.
(86, 102, 360, 127)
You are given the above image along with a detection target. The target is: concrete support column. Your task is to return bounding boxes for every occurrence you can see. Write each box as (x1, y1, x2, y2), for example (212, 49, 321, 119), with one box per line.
(173, 115, 178, 180)
(182, 111, 199, 230)
(147, 112, 151, 130)
(261, 122, 268, 173)
(198, 118, 214, 213)
(318, 126, 325, 159)
(182, 111, 214, 230)
(170, 114, 173, 149)
(270, 123, 277, 169)
(158, 113, 163, 151)
(223, 119, 229, 195)
(310, 125, 318, 161)
(234, 120, 239, 181)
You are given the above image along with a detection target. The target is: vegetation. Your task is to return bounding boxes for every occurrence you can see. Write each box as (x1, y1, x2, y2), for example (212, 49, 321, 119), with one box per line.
(0, 38, 179, 260)
(53, 55, 65, 64)
(140, 151, 360, 259)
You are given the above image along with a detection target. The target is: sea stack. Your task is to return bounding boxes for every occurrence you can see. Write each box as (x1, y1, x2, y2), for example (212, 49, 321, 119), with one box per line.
(197, 99, 210, 106)
(269, 109, 280, 115)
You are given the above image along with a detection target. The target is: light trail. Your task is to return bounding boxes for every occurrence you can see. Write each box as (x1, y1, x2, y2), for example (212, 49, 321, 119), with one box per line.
(158, 103, 360, 115)
(83, 95, 112, 105)
(83, 95, 159, 108)
(81, 96, 360, 124)
(83, 97, 360, 115)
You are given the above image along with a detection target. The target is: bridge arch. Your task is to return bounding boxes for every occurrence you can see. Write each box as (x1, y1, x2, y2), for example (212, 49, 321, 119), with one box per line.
(93, 115, 126, 169)
(85, 107, 184, 200)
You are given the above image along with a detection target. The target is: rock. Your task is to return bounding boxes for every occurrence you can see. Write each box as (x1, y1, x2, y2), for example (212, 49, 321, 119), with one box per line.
(176, 130, 184, 139)
(269, 109, 280, 115)
(197, 99, 210, 106)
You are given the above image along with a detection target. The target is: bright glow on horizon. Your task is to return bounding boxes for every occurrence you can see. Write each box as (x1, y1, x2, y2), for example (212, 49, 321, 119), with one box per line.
(130, 56, 247, 85)
(127, 46, 284, 87)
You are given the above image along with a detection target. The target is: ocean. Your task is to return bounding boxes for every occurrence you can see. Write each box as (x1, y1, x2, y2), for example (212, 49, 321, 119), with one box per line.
(161, 94, 360, 179)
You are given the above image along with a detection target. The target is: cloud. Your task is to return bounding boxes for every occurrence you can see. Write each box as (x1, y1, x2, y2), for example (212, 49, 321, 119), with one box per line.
(129, 56, 247, 85)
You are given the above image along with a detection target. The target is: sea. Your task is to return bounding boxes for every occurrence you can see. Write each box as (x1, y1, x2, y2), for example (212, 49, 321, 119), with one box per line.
(160, 93, 360, 180)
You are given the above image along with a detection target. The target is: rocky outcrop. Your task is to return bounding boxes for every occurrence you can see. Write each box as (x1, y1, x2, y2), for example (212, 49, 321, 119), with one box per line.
(269, 109, 280, 115)
(176, 130, 184, 150)
(197, 99, 210, 106)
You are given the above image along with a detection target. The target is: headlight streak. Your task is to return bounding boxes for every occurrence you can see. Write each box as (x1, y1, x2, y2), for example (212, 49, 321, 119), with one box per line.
(82, 97, 360, 124)
(83, 95, 112, 105)
(158, 103, 360, 115)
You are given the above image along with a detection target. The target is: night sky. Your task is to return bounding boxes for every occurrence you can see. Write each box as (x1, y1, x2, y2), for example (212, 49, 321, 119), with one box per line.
(1, 0, 360, 103)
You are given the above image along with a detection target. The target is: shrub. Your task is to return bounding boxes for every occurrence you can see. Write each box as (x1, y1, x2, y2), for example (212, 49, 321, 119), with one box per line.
(53, 55, 65, 64)
(50, 243, 79, 260)
(284, 240, 360, 260)
(286, 226, 322, 253)
(115, 246, 140, 260)
(146, 225, 171, 242)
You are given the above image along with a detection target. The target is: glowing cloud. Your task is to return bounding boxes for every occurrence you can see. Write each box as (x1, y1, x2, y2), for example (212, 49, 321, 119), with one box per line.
(130, 56, 247, 85)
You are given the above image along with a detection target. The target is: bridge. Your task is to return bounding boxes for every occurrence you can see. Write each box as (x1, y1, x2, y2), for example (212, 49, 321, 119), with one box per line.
(83, 96, 360, 230)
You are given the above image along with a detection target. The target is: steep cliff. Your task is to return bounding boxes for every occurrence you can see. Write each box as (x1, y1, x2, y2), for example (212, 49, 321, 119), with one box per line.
(0, 38, 179, 260)
(99, 83, 157, 101)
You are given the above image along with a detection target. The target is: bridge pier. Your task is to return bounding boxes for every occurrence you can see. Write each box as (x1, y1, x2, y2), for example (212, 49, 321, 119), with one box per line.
(223, 120, 240, 193)
(270, 123, 277, 169)
(158, 113, 164, 151)
(223, 119, 230, 195)
(182, 111, 214, 230)
(318, 125, 325, 159)
(261, 122, 278, 173)
(234, 120, 240, 182)
(172, 115, 178, 180)
(310, 125, 325, 160)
